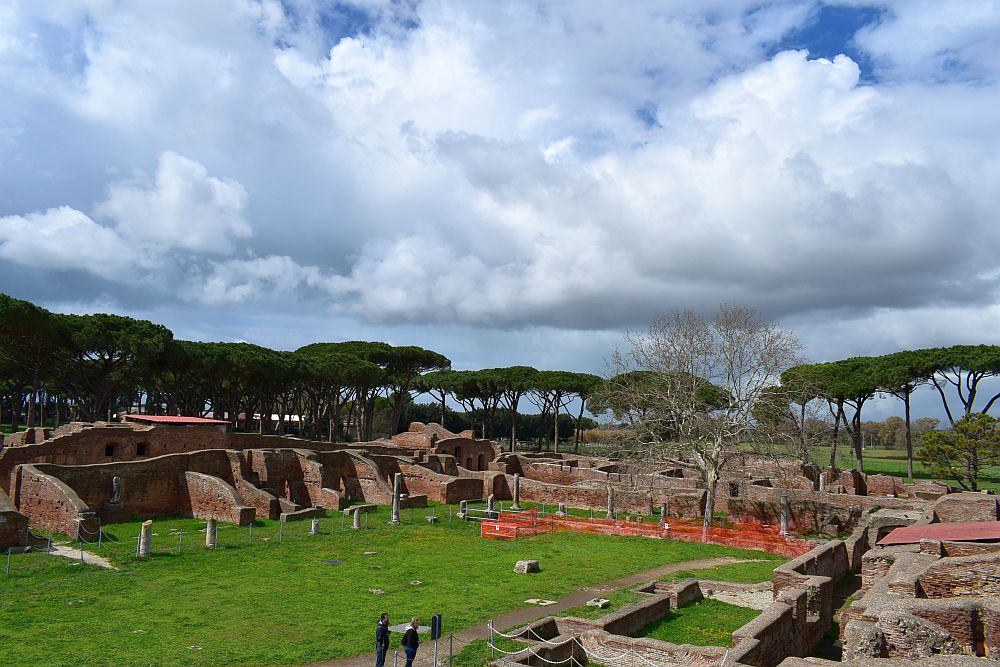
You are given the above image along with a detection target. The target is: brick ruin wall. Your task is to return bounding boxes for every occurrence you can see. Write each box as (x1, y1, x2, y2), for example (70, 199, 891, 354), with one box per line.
(727, 532, 859, 667)
(841, 537, 1000, 661)
(0, 484, 29, 547)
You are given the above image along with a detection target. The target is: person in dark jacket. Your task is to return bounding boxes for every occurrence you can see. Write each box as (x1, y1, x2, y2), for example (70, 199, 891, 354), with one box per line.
(401, 617, 420, 667)
(374, 613, 390, 667)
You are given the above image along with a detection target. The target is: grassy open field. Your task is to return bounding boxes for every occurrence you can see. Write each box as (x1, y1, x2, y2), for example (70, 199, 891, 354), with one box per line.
(1, 503, 782, 667)
(810, 445, 1000, 491)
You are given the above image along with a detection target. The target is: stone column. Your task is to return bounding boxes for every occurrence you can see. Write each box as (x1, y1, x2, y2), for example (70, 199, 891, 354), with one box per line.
(818, 471, 826, 492)
(556, 503, 567, 516)
(660, 503, 668, 523)
(486, 494, 495, 515)
(310, 517, 320, 535)
(391, 473, 402, 525)
(511, 474, 521, 510)
(205, 519, 218, 549)
(606, 486, 614, 519)
(352, 509, 362, 529)
(647, 496, 654, 516)
(138, 520, 153, 557)
(780, 494, 789, 536)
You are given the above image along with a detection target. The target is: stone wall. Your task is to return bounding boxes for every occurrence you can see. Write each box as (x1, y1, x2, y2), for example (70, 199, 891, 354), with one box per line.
(0, 423, 229, 492)
(728, 525, 862, 667)
(842, 538, 1000, 660)
(182, 472, 255, 526)
(917, 553, 1000, 599)
(727, 485, 924, 534)
(11, 465, 99, 538)
(0, 485, 28, 548)
(926, 492, 999, 523)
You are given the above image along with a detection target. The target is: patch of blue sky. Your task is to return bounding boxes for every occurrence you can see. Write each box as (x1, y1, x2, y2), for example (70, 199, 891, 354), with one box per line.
(634, 104, 660, 129)
(774, 4, 885, 82)
(277, 1, 379, 50)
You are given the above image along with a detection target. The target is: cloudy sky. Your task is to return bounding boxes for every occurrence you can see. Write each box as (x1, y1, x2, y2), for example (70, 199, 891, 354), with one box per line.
(1, 1, 999, 418)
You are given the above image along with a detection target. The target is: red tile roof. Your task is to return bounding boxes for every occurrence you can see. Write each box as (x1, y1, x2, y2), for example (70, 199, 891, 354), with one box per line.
(123, 414, 229, 425)
(877, 520, 1000, 545)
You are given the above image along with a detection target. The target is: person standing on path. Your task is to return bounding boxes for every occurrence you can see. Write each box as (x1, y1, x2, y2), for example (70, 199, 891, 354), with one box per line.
(374, 613, 390, 667)
(401, 618, 420, 667)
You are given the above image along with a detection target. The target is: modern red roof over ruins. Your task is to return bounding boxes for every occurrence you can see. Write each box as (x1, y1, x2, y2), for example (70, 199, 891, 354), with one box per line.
(123, 414, 229, 425)
(877, 521, 1000, 546)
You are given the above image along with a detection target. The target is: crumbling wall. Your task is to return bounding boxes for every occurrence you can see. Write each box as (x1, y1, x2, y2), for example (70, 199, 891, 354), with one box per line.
(11, 465, 98, 538)
(182, 471, 255, 526)
(0, 485, 28, 548)
(926, 492, 999, 523)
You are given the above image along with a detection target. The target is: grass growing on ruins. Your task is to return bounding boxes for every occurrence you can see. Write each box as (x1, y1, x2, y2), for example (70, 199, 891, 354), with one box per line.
(558, 587, 646, 620)
(1, 503, 782, 666)
(633, 598, 759, 646)
(659, 557, 786, 585)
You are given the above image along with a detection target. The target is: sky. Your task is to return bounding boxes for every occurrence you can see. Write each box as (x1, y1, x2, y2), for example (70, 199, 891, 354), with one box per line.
(1, 0, 999, 422)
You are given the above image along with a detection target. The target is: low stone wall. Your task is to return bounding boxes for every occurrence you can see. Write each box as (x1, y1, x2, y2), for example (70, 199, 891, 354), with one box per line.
(727, 524, 863, 667)
(11, 465, 98, 538)
(918, 553, 1000, 598)
(182, 472, 255, 526)
(841, 537, 1000, 660)
(0, 485, 28, 548)
(926, 492, 999, 523)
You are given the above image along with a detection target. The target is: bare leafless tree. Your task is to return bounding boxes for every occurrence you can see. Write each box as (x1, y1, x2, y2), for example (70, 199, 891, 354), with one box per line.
(595, 304, 802, 528)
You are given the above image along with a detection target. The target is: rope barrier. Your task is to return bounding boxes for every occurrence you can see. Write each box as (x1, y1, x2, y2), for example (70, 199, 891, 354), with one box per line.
(488, 621, 683, 667)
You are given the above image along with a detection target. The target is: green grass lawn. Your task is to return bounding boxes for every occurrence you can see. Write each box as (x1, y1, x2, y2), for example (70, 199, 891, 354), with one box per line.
(807, 446, 1000, 491)
(558, 587, 646, 620)
(1, 504, 778, 666)
(632, 598, 758, 646)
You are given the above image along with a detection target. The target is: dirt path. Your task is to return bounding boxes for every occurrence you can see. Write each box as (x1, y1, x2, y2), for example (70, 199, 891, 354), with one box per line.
(307, 556, 753, 667)
(46, 543, 118, 570)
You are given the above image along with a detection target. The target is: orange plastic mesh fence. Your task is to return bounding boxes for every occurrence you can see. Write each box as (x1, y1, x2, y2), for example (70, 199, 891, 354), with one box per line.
(480, 508, 814, 557)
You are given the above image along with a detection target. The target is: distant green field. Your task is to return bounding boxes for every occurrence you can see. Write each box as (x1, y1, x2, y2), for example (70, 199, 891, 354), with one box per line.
(809, 445, 1000, 491)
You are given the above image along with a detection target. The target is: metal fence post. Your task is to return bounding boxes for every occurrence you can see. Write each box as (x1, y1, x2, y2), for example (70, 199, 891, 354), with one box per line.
(98, 528, 103, 548)
(449, 634, 453, 666)
(5, 547, 10, 575)
(279, 521, 283, 544)
(393, 650, 398, 667)
(178, 530, 183, 554)
(249, 523, 254, 544)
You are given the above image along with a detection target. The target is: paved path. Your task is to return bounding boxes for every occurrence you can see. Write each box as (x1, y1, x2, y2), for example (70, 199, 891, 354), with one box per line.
(308, 557, 755, 667)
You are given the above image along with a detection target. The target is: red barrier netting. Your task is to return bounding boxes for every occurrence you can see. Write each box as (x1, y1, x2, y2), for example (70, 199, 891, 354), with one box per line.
(481, 508, 814, 558)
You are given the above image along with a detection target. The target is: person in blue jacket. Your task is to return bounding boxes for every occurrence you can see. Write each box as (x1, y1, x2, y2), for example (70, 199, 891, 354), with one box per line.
(374, 613, 390, 667)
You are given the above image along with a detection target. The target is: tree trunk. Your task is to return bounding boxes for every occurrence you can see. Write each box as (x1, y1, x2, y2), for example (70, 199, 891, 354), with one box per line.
(703, 467, 718, 530)
(553, 408, 559, 454)
(852, 414, 863, 472)
(510, 411, 518, 454)
(575, 400, 585, 453)
(11, 391, 21, 433)
(829, 401, 841, 468)
(904, 393, 914, 480)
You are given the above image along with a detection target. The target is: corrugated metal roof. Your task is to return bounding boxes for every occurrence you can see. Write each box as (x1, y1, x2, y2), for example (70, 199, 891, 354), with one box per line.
(877, 520, 1000, 545)
(123, 414, 229, 425)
